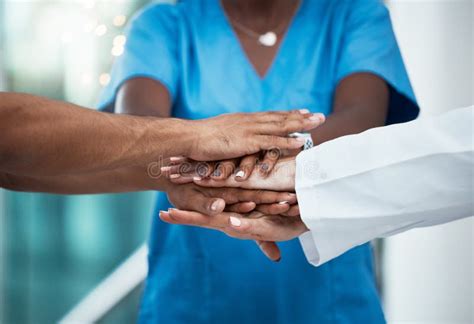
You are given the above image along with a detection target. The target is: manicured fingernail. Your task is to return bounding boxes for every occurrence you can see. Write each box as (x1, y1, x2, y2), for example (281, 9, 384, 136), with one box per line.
(235, 170, 245, 178)
(278, 201, 289, 205)
(309, 113, 325, 121)
(213, 168, 222, 177)
(295, 138, 306, 144)
(159, 211, 169, 217)
(161, 166, 171, 172)
(170, 174, 181, 179)
(229, 216, 241, 227)
(211, 200, 221, 211)
(169, 157, 182, 162)
(299, 109, 310, 114)
(193, 176, 202, 181)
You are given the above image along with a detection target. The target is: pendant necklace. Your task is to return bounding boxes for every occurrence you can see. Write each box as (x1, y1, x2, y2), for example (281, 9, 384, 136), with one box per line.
(224, 1, 301, 47)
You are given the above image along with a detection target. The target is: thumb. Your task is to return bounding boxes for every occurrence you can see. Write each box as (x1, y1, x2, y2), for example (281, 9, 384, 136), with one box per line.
(189, 191, 226, 215)
(255, 240, 281, 262)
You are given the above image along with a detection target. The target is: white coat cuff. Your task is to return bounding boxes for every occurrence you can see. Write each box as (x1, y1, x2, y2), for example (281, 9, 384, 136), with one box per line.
(295, 149, 337, 266)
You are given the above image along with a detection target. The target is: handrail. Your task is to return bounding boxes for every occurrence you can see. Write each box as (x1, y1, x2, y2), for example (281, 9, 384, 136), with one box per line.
(59, 244, 148, 323)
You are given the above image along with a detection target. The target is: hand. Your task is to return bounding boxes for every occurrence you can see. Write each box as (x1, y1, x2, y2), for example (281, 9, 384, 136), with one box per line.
(160, 208, 308, 261)
(190, 157, 297, 192)
(164, 182, 298, 216)
(162, 156, 296, 191)
(184, 110, 324, 161)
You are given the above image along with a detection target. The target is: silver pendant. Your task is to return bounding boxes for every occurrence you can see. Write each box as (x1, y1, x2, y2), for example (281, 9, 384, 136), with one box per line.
(258, 32, 277, 47)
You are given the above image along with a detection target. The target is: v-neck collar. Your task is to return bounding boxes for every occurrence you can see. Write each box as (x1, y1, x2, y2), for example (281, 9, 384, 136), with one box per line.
(217, 0, 305, 82)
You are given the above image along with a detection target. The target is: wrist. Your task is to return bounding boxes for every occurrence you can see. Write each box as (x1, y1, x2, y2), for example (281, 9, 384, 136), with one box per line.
(274, 157, 296, 191)
(160, 177, 176, 193)
(177, 119, 199, 158)
(152, 118, 196, 158)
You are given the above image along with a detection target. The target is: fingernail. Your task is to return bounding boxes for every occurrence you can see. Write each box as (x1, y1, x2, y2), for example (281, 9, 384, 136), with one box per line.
(309, 113, 325, 122)
(213, 168, 222, 177)
(170, 174, 181, 179)
(278, 201, 289, 205)
(161, 166, 172, 172)
(159, 211, 169, 217)
(299, 109, 310, 114)
(229, 216, 241, 227)
(288, 193, 297, 198)
(235, 170, 245, 178)
(193, 176, 202, 181)
(169, 157, 182, 162)
(211, 200, 221, 211)
(295, 138, 306, 144)
(275, 257, 281, 263)
(168, 208, 176, 212)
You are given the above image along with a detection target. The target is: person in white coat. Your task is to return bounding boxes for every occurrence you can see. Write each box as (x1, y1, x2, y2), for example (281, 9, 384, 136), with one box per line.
(162, 106, 474, 264)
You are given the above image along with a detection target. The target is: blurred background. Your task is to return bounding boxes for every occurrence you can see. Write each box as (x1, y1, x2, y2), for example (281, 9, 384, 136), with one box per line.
(0, 0, 472, 323)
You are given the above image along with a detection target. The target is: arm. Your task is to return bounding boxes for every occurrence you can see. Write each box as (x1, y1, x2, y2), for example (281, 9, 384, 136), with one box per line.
(115, 77, 172, 117)
(0, 92, 319, 178)
(309, 73, 389, 145)
(0, 166, 166, 194)
(0, 92, 190, 176)
(296, 106, 474, 265)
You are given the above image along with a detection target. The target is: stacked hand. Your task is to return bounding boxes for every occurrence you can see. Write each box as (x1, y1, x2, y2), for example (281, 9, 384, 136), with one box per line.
(159, 110, 324, 261)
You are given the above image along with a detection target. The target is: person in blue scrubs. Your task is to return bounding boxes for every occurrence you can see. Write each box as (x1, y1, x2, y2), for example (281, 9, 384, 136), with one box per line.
(100, 0, 419, 322)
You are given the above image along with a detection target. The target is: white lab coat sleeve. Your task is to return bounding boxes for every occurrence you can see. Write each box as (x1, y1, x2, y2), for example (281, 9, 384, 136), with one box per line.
(296, 106, 474, 266)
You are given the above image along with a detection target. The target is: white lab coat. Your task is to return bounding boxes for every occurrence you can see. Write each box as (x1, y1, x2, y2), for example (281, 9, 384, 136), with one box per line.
(295, 106, 473, 266)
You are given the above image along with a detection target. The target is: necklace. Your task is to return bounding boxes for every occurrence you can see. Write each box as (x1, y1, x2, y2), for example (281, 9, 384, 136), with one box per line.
(223, 1, 301, 47)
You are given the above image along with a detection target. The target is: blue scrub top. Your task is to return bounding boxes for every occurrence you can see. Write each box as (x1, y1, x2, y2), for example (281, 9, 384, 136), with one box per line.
(100, 1, 419, 323)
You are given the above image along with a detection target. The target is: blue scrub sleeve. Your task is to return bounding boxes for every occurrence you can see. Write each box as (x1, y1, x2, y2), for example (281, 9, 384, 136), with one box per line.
(336, 0, 419, 124)
(98, 4, 179, 110)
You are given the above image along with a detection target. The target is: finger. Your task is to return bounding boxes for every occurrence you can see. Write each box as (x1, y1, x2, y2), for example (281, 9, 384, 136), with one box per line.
(165, 163, 217, 184)
(255, 240, 281, 262)
(258, 147, 281, 176)
(159, 210, 179, 224)
(168, 173, 195, 184)
(179, 189, 226, 215)
(193, 176, 239, 188)
(258, 113, 325, 136)
(225, 202, 256, 213)
(168, 156, 188, 165)
(194, 161, 216, 179)
(235, 153, 259, 181)
(226, 215, 307, 241)
(162, 163, 196, 184)
(163, 163, 195, 177)
(258, 136, 307, 151)
(253, 109, 310, 122)
(211, 159, 238, 180)
(255, 202, 291, 215)
(167, 209, 231, 229)
(213, 188, 297, 205)
(281, 205, 300, 217)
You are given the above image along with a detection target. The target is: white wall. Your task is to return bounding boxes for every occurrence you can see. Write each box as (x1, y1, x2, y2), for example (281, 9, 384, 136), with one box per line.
(384, 0, 473, 323)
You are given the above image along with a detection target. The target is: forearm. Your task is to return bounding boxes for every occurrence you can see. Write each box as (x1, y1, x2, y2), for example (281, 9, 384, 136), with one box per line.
(0, 165, 170, 194)
(309, 104, 386, 145)
(296, 106, 474, 266)
(310, 73, 389, 145)
(0, 93, 193, 176)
